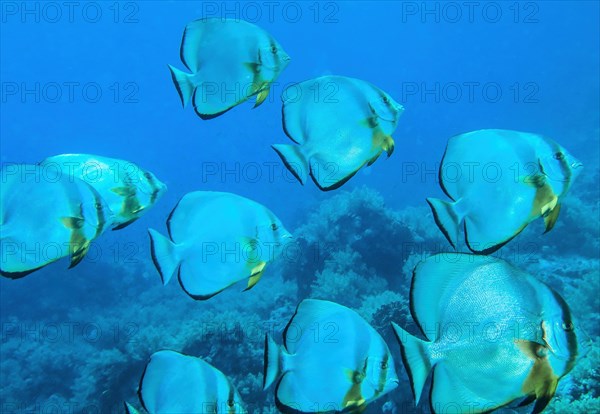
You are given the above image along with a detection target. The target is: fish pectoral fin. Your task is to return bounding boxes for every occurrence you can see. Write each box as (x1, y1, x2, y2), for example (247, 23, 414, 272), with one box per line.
(245, 261, 267, 291)
(522, 174, 546, 188)
(343, 398, 366, 410)
(111, 186, 135, 196)
(61, 216, 84, 230)
(254, 88, 270, 108)
(244, 62, 260, 73)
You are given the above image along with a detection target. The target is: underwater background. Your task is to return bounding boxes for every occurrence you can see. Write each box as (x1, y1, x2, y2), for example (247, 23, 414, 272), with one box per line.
(1, 1, 598, 413)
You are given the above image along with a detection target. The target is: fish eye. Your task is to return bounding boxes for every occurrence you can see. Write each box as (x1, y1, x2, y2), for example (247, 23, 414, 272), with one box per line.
(380, 361, 388, 370)
(382, 95, 390, 104)
(271, 45, 278, 54)
(271, 223, 279, 231)
(562, 321, 574, 331)
(227, 400, 235, 407)
(554, 152, 565, 161)
(144, 172, 152, 179)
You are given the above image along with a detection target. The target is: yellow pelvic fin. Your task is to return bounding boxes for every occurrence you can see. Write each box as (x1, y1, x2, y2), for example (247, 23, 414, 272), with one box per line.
(123, 194, 142, 216)
(68, 229, 91, 268)
(543, 203, 561, 233)
(540, 196, 559, 217)
(245, 261, 267, 290)
(342, 365, 367, 411)
(381, 135, 395, 157)
(529, 177, 559, 222)
(69, 239, 91, 268)
(516, 340, 559, 414)
(254, 88, 270, 108)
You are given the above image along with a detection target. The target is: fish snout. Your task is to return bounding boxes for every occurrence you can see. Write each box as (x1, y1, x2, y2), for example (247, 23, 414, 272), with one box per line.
(571, 161, 583, 169)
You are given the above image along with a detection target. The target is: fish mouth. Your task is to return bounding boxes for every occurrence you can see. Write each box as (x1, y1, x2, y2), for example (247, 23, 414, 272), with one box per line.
(571, 161, 583, 169)
(377, 113, 398, 123)
(378, 104, 403, 123)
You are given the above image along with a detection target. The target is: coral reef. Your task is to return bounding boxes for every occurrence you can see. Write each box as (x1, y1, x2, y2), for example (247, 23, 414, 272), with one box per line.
(0, 185, 598, 414)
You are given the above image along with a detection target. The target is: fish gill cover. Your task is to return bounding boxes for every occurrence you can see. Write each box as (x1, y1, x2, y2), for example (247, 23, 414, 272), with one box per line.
(0, 2, 599, 414)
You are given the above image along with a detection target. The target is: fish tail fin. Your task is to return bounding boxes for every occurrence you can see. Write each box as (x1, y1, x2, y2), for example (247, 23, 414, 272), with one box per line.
(272, 144, 309, 185)
(263, 333, 286, 390)
(148, 228, 181, 286)
(426, 197, 464, 249)
(168, 65, 195, 108)
(392, 322, 433, 405)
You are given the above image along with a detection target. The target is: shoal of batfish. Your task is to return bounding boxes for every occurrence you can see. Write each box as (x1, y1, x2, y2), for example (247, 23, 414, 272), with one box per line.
(0, 13, 589, 414)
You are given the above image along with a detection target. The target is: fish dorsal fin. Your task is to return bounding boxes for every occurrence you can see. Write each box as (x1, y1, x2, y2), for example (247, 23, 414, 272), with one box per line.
(180, 19, 211, 72)
(284, 299, 348, 353)
(411, 254, 498, 341)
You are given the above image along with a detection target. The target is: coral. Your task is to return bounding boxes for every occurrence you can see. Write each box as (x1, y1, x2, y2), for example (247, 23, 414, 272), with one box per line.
(0, 185, 598, 414)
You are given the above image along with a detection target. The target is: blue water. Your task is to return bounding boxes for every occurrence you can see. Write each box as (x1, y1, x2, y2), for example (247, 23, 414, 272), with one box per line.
(1, 2, 598, 414)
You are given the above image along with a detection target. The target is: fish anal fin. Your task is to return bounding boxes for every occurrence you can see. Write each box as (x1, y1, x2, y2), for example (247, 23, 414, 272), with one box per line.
(367, 151, 382, 166)
(517, 394, 536, 407)
(531, 378, 558, 414)
(245, 261, 267, 291)
(112, 217, 138, 231)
